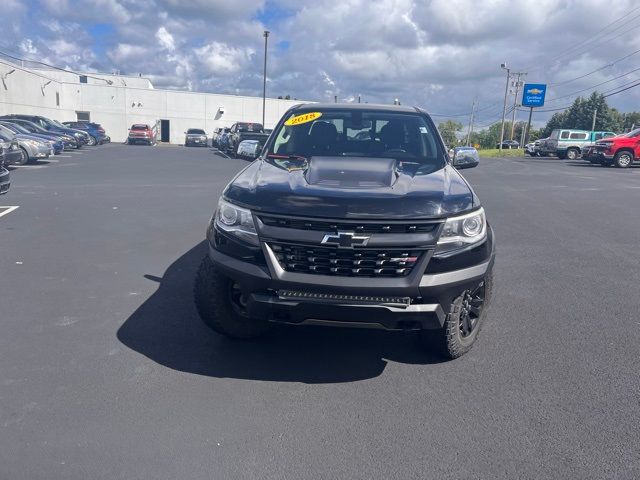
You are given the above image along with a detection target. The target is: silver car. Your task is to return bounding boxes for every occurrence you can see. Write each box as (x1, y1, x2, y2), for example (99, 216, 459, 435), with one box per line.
(0, 124, 51, 165)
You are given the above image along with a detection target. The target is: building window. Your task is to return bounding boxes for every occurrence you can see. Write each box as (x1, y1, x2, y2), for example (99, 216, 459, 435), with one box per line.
(76, 111, 90, 122)
(79, 75, 88, 84)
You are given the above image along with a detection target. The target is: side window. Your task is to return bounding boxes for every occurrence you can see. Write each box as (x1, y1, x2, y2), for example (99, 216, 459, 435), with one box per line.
(560, 131, 570, 139)
(569, 132, 587, 140)
(594, 133, 603, 140)
(604, 132, 614, 138)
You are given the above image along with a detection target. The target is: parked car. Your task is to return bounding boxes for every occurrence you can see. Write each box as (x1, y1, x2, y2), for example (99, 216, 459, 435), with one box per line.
(0, 133, 23, 166)
(0, 121, 63, 155)
(184, 128, 208, 147)
(496, 140, 520, 149)
(0, 141, 9, 194)
(583, 127, 640, 168)
(1, 119, 77, 150)
(62, 121, 107, 146)
(212, 127, 230, 147)
(0, 115, 88, 147)
(0, 124, 52, 164)
(194, 103, 495, 360)
(217, 129, 231, 152)
(538, 129, 616, 160)
(127, 124, 155, 145)
(225, 122, 270, 157)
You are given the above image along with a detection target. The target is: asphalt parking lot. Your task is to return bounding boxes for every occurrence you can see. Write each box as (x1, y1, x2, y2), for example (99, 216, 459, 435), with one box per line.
(1, 145, 639, 479)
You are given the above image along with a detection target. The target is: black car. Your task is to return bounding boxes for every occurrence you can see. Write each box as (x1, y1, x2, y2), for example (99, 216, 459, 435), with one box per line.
(1, 144, 10, 194)
(194, 104, 495, 359)
(184, 128, 208, 147)
(225, 122, 270, 157)
(496, 140, 520, 149)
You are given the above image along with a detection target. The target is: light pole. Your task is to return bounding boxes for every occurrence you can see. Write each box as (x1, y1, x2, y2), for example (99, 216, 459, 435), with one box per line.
(510, 72, 525, 141)
(499, 63, 510, 152)
(262, 30, 269, 127)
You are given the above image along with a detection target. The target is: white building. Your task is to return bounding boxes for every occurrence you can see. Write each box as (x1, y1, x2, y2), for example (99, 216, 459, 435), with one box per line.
(0, 55, 306, 144)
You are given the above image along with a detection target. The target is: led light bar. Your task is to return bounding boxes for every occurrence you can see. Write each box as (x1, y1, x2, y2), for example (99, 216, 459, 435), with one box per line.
(277, 290, 411, 308)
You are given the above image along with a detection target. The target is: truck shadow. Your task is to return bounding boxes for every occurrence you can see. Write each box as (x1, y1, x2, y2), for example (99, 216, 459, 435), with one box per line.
(116, 241, 445, 384)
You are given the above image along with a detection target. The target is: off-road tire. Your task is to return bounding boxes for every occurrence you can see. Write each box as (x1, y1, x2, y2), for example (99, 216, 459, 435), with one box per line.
(194, 256, 271, 339)
(420, 272, 493, 360)
(614, 150, 633, 168)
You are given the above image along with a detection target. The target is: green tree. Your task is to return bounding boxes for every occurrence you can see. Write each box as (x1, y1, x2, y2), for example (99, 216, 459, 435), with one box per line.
(438, 120, 463, 147)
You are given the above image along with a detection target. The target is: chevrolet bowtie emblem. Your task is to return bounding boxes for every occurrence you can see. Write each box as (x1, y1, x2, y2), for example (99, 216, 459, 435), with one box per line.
(321, 231, 371, 248)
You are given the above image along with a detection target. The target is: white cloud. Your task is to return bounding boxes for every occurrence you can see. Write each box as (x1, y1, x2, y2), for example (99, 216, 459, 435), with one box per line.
(155, 27, 175, 52)
(4, 0, 640, 124)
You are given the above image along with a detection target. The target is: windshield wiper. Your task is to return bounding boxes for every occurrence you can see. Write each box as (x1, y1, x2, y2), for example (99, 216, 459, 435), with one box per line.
(266, 154, 308, 161)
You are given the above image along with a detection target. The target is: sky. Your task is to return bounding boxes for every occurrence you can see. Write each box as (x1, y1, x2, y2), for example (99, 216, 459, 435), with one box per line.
(1, 0, 640, 128)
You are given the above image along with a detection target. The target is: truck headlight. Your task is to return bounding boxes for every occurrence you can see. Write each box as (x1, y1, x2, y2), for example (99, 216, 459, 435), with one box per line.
(435, 207, 487, 257)
(214, 198, 258, 245)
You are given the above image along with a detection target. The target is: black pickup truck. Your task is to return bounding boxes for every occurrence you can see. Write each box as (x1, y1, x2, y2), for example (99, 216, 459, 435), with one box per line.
(225, 122, 270, 157)
(195, 104, 495, 359)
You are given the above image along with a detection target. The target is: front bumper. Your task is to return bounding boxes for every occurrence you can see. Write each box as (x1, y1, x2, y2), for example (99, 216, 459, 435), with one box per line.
(207, 227, 495, 331)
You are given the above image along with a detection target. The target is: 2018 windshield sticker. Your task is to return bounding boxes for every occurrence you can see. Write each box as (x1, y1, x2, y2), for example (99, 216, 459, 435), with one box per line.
(284, 112, 322, 126)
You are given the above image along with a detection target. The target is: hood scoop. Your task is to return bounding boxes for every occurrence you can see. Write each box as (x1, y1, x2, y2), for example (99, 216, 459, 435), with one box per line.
(304, 156, 397, 188)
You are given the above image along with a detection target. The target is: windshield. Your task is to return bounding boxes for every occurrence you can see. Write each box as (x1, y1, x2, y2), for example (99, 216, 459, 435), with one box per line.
(237, 123, 263, 132)
(131, 125, 148, 131)
(623, 128, 640, 138)
(50, 119, 66, 128)
(267, 109, 446, 171)
(187, 129, 205, 134)
(549, 130, 560, 139)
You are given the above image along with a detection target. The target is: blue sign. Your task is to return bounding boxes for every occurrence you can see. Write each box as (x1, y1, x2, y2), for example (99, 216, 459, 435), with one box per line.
(522, 83, 547, 107)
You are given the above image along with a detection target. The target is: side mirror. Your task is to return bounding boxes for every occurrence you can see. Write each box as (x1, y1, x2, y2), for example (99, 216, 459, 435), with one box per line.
(452, 148, 479, 169)
(237, 140, 261, 160)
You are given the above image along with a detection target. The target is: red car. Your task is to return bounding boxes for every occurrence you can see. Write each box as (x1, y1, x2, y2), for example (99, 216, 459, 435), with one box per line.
(586, 127, 640, 168)
(127, 124, 155, 145)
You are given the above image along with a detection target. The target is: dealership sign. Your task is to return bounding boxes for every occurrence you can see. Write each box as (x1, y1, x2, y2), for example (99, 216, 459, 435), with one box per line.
(521, 83, 547, 107)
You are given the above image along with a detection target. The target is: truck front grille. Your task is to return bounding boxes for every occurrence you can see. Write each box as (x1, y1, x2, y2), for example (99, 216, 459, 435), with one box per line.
(260, 215, 438, 234)
(269, 243, 422, 277)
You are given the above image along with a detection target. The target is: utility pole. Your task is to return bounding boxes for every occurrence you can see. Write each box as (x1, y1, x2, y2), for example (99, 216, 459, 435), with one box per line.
(591, 108, 598, 131)
(499, 64, 510, 152)
(524, 106, 534, 145)
(466, 99, 477, 145)
(262, 31, 269, 128)
(510, 72, 526, 141)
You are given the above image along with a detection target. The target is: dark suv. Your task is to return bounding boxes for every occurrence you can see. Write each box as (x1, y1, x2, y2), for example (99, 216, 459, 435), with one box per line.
(194, 104, 495, 359)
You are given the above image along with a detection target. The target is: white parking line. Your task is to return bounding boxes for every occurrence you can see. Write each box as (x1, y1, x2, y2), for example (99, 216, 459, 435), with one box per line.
(44, 159, 60, 163)
(11, 165, 48, 169)
(57, 155, 72, 158)
(0, 206, 19, 218)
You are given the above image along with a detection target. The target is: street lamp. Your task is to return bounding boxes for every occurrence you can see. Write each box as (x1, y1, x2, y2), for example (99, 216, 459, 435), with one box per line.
(262, 30, 270, 128)
(499, 63, 510, 152)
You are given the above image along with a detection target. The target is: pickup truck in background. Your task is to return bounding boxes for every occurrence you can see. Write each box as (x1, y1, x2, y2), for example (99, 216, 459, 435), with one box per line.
(538, 129, 616, 159)
(225, 122, 270, 157)
(583, 127, 640, 168)
(127, 124, 156, 145)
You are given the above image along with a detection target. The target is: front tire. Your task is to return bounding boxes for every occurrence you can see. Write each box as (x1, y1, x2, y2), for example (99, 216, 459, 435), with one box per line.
(420, 272, 493, 360)
(194, 256, 271, 339)
(87, 135, 97, 146)
(614, 150, 633, 168)
(17, 147, 30, 165)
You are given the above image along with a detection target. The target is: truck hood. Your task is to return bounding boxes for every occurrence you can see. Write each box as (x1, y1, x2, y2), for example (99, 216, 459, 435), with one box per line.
(224, 156, 477, 219)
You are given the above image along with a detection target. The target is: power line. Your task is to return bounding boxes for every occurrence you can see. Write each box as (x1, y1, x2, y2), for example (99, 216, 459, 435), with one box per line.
(549, 46, 640, 86)
(522, 5, 640, 72)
